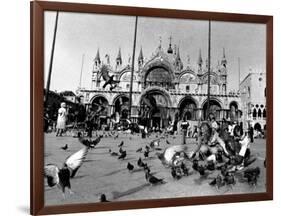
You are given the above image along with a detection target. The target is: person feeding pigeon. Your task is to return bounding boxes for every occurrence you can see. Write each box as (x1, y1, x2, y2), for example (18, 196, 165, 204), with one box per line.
(56, 102, 68, 137)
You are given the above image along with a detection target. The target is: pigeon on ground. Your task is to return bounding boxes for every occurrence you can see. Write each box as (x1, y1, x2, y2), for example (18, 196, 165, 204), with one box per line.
(192, 159, 199, 171)
(100, 194, 110, 202)
(224, 173, 236, 186)
(109, 149, 119, 156)
(197, 165, 206, 176)
(145, 170, 165, 185)
(118, 151, 127, 160)
(119, 147, 124, 154)
(206, 160, 216, 171)
(44, 147, 89, 196)
(209, 174, 225, 189)
(127, 162, 134, 171)
(136, 147, 142, 153)
(118, 141, 124, 148)
(144, 150, 149, 158)
(171, 167, 182, 180)
(137, 157, 145, 168)
(111, 152, 119, 156)
(61, 144, 68, 150)
(180, 163, 189, 176)
(166, 140, 170, 145)
(143, 163, 150, 173)
(243, 167, 261, 186)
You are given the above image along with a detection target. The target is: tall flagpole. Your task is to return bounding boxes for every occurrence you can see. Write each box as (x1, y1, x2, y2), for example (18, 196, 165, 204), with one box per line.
(206, 20, 211, 119)
(129, 16, 138, 120)
(79, 54, 85, 88)
(45, 11, 59, 105)
(238, 57, 241, 89)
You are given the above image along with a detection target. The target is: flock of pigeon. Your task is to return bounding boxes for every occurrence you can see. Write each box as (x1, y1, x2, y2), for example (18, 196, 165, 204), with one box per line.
(44, 131, 263, 202)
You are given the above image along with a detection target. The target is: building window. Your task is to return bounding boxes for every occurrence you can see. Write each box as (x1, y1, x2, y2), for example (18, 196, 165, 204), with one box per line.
(248, 86, 251, 98)
(263, 109, 266, 118)
(126, 84, 130, 89)
(253, 108, 257, 119)
(186, 85, 190, 92)
(258, 108, 262, 119)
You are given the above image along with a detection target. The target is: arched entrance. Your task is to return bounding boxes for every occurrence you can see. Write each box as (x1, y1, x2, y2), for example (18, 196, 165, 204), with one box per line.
(90, 95, 109, 126)
(113, 95, 129, 119)
(254, 122, 262, 132)
(202, 99, 222, 120)
(178, 96, 198, 120)
(139, 88, 171, 128)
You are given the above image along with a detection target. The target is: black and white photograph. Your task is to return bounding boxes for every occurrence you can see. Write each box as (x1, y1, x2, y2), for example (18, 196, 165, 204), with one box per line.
(43, 11, 267, 206)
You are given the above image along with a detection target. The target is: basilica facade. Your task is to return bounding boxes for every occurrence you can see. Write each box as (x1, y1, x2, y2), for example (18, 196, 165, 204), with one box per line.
(79, 40, 241, 128)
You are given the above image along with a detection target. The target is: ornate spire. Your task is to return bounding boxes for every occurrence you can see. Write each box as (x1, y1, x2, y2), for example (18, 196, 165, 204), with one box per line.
(175, 46, 183, 70)
(197, 49, 203, 67)
(138, 46, 144, 62)
(167, 35, 173, 54)
(159, 36, 162, 49)
(94, 48, 101, 64)
(221, 48, 227, 67)
(187, 55, 191, 66)
(116, 47, 122, 66)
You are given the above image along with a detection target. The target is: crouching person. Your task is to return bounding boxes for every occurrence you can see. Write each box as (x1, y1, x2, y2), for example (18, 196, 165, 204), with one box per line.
(189, 122, 229, 162)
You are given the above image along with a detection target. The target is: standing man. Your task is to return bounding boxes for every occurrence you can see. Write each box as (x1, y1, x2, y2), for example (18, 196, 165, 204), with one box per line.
(85, 106, 94, 138)
(181, 116, 189, 145)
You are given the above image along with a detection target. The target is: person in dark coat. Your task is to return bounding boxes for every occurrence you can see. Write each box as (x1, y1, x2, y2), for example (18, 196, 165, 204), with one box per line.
(85, 108, 94, 138)
(181, 117, 189, 145)
(249, 126, 254, 143)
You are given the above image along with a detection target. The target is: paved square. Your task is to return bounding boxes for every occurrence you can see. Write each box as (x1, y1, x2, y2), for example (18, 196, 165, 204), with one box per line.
(44, 131, 266, 206)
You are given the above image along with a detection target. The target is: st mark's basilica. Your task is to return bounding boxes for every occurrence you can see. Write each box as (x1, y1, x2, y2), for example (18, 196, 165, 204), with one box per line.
(78, 39, 241, 128)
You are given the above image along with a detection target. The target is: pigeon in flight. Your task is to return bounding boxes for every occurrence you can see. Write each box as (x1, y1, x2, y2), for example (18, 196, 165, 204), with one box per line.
(44, 147, 89, 196)
(100, 64, 119, 90)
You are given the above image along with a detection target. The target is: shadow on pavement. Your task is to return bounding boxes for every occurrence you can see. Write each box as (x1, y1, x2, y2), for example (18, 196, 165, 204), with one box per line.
(111, 183, 150, 199)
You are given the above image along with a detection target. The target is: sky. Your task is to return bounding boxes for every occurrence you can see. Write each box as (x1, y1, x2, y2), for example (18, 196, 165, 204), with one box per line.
(44, 11, 266, 93)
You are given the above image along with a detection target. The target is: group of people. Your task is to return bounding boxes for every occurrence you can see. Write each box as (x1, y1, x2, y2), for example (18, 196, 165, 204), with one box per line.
(184, 114, 254, 171)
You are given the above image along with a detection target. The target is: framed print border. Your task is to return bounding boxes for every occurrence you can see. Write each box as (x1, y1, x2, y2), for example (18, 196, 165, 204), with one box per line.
(31, 1, 273, 215)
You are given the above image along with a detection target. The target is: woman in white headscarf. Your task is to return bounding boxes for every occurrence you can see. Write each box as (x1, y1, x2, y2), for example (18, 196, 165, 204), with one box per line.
(56, 102, 67, 136)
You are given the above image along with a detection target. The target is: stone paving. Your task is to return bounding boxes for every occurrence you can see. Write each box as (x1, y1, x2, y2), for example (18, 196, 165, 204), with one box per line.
(44, 131, 266, 206)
